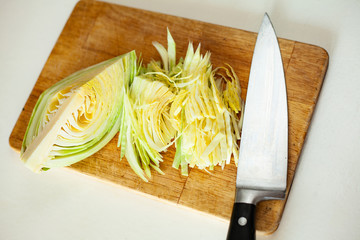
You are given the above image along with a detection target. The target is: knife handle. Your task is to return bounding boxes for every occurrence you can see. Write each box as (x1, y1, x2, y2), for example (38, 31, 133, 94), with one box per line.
(226, 203, 256, 240)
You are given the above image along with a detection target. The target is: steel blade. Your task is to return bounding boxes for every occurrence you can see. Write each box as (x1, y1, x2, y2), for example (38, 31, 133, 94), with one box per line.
(236, 13, 288, 192)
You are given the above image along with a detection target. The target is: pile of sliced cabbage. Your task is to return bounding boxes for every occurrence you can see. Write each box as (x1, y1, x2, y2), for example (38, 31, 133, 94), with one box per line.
(21, 31, 243, 181)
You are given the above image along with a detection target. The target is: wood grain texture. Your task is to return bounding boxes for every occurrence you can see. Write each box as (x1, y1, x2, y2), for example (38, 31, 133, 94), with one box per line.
(9, 0, 328, 234)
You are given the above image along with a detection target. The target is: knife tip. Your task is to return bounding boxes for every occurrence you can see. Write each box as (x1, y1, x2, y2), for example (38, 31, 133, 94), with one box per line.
(263, 12, 271, 23)
(260, 12, 277, 37)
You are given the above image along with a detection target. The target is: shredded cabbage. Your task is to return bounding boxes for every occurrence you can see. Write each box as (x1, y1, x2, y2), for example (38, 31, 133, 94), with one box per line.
(144, 30, 244, 175)
(117, 76, 176, 181)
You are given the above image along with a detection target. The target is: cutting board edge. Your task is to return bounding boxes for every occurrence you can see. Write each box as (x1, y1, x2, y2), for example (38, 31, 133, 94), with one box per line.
(272, 40, 329, 234)
(283, 39, 329, 191)
(7, 0, 330, 234)
(64, 166, 279, 236)
(89, 0, 331, 59)
(64, 166, 229, 217)
(9, 136, 21, 153)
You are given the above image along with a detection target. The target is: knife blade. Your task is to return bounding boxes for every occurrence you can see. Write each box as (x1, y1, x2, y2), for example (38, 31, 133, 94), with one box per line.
(226, 13, 288, 240)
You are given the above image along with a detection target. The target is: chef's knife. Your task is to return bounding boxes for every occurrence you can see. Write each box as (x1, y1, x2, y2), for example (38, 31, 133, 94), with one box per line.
(226, 13, 288, 240)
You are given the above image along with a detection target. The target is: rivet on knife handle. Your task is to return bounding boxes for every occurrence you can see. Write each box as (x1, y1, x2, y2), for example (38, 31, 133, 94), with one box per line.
(227, 203, 255, 240)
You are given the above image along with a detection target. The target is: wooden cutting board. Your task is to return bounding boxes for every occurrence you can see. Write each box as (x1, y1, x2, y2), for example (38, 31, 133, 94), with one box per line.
(9, 0, 328, 234)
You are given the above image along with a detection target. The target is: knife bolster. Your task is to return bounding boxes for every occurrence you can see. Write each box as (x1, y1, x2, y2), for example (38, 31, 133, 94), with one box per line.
(235, 188, 286, 204)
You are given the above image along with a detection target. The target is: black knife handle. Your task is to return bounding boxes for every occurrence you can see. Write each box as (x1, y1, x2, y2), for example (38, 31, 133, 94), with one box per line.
(226, 203, 256, 240)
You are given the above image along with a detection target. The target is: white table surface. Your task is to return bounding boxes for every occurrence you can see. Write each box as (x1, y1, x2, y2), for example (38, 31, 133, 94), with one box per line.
(1, 0, 360, 239)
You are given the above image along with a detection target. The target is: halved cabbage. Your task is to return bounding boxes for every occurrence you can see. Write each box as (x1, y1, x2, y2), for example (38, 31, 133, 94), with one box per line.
(21, 51, 136, 172)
